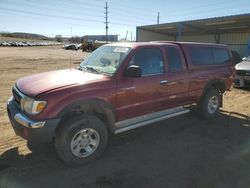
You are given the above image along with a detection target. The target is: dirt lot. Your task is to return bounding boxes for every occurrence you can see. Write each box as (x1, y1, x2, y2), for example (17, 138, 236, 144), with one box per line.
(0, 46, 250, 188)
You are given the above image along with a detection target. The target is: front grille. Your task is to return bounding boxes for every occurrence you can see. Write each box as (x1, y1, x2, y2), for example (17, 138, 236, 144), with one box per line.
(12, 87, 22, 108)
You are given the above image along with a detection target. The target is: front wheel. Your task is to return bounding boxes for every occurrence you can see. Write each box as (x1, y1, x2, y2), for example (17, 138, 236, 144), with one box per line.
(54, 115, 108, 166)
(198, 89, 221, 119)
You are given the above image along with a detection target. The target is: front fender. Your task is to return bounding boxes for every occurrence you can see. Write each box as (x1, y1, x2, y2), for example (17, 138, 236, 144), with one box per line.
(58, 99, 116, 133)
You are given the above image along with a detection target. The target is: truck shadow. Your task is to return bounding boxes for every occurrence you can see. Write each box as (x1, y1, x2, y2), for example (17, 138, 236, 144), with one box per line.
(1, 112, 250, 188)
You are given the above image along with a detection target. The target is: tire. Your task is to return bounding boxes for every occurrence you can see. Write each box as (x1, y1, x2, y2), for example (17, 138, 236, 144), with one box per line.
(198, 89, 221, 119)
(54, 115, 108, 166)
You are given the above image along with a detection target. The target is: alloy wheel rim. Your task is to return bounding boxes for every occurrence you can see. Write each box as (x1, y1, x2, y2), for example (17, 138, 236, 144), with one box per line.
(207, 96, 219, 114)
(70, 128, 100, 158)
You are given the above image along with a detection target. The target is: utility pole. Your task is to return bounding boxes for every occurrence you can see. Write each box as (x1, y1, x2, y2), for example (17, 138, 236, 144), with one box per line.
(104, 2, 109, 43)
(157, 12, 160, 24)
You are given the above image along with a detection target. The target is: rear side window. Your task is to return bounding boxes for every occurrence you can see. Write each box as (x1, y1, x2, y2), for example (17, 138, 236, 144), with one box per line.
(166, 47, 182, 72)
(189, 47, 213, 65)
(189, 46, 230, 65)
(213, 48, 230, 64)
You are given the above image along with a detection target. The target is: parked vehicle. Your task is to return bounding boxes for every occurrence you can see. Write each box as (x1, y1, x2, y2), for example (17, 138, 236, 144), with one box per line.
(0, 41, 61, 47)
(233, 56, 250, 87)
(62, 44, 78, 50)
(7, 42, 234, 166)
(82, 41, 94, 52)
(82, 41, 107, 52)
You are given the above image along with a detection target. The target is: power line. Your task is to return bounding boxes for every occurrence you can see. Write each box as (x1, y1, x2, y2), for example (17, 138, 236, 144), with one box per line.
(109, 22, 137, 27)
(100, 0, 158, 16)
(0, 5, 150, 27)
(1, 0, 249, 36)
(107, 0, 232, 15)
(3, 0, 249, 21)
(2, 0, 105, 17)
(9, 0, 243, 26)
(30, 0, 104, 10)
(108, 13, 155, 25)
(108, 6, 156, 18)
(7, 0, 105, 19)
(57, 0, 105, 8)
(0, 7, 104, 23)
(21, 0, 158, 20)
(1, 1, 155, 25)
(108, 11, 155, 22)
(160, 2, 250, 22)
(0, 13, 105, 37)
(109, 0, 249, 21)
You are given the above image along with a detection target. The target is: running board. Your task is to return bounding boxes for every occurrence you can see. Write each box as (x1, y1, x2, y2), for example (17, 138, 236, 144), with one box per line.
(114, 107, 190, 134)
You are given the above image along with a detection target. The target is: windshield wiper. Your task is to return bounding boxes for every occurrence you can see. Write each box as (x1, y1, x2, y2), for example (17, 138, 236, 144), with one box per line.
(79, 66, 101, 74)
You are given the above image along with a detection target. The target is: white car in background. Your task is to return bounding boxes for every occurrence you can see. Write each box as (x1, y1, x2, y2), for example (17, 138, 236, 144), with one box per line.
(62, 43, 82, 50)
(234, 56, 250, 88)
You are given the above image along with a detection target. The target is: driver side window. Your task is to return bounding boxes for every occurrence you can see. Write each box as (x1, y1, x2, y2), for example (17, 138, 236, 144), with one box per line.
(129, 47, 164, 76)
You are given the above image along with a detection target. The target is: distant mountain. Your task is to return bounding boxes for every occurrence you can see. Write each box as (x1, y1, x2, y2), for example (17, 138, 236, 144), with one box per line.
(1, 32, 48, 39)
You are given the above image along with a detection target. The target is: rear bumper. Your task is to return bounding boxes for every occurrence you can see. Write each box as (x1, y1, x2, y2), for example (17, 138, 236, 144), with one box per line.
(7, 98, 60, 145)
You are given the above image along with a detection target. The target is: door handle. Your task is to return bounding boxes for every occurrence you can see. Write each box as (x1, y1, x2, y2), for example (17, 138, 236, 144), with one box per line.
(160, 80, 168, 84)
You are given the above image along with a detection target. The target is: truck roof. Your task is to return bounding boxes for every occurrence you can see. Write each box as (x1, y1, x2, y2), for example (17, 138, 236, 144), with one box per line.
(151, 41, 228, 47)
(104, 41, 228, 48)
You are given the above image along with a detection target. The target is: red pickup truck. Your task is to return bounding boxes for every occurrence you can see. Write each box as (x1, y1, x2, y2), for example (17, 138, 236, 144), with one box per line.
(7, 42, 234, 166)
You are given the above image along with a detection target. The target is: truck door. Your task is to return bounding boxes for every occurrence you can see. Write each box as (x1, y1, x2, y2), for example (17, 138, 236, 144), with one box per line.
(116, 47, 165, 121)
(152, 45, 189, 112)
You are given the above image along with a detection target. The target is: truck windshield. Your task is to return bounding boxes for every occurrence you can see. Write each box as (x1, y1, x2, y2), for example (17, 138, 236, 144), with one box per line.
(80, 45, 131, 76)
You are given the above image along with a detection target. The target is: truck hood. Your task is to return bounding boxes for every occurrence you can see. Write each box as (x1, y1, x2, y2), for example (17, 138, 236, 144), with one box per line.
(16, 69, 107, 97)
(235, 61, 250, 70)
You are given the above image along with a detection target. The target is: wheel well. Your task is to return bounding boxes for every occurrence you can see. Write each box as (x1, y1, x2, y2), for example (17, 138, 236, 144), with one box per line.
(200, 80, 225, 107)
(203, 80, 226, 95)
(56, 100, 115, 134)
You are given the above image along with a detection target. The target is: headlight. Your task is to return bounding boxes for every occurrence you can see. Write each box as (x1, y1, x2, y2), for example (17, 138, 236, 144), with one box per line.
(21, 96, 47, 115)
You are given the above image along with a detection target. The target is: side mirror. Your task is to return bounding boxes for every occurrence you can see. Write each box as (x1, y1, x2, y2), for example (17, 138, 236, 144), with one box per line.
(242, 57, 247, 61)
(124, 65, 141, 78)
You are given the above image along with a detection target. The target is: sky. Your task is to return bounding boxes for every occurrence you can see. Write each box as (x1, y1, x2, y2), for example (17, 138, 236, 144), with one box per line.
(0, 0, 250, 39)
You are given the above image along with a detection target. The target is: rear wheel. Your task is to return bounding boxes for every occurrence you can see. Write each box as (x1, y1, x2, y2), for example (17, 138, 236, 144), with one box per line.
(198, 89, 221, 119)
(54, 115, 108, 166)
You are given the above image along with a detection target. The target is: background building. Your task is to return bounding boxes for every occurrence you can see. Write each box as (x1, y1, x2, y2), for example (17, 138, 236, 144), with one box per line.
(136, 14, 250, 58)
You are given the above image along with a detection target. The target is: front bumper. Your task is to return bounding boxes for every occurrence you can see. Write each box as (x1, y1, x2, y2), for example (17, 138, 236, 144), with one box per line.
(14, 113, 45, 129)
(233, 75, 250, 88)
(7, 98, 60, 145)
